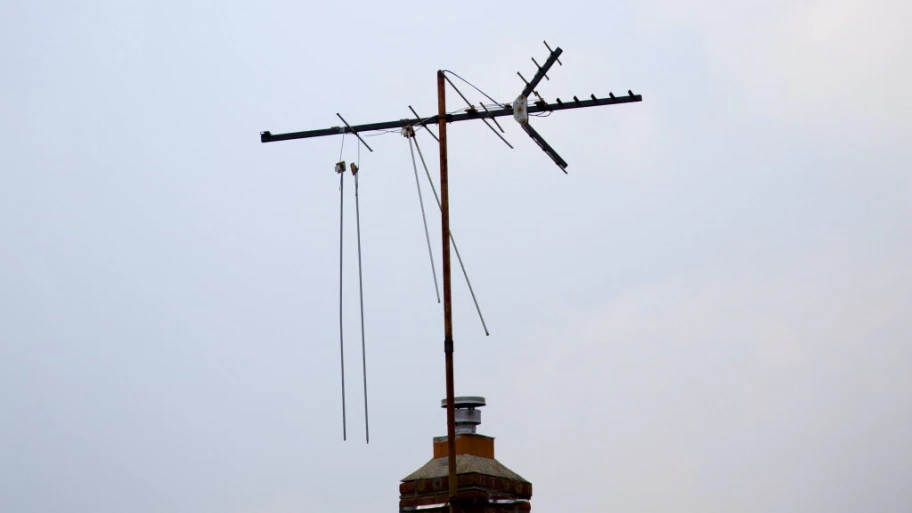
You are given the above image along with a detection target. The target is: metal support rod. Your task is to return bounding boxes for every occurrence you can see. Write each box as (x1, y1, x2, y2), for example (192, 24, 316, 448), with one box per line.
(442, 74, 513, 149)
(261, 94, 643, 143)
(544, 40, 562, 65)
(408, 105, 439, 142)
(354, 168, 369, 444)
(438, 70, 458, 511)
(335, 113, 374, 152)
(411, 136, 490, 336)
(531, 57, 549, 81)
(338, 172, 347, 441)
(408, 134, 441, 303)
(478, 102, 506, 133)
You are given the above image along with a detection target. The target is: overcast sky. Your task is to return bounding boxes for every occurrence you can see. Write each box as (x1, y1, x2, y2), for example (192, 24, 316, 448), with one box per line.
(2, 1, 910, 512)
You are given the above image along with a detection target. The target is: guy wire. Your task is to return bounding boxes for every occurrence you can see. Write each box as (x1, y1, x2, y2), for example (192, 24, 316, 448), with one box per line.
(411, 134, 490, 336)
(408, 131, 441, 303)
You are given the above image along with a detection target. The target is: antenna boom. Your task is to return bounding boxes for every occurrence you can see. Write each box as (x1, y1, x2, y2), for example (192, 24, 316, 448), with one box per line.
(261, 93, 641, 143)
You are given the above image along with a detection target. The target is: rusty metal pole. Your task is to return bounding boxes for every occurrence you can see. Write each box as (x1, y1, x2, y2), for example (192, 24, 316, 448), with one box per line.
(437, 70, 458, 511)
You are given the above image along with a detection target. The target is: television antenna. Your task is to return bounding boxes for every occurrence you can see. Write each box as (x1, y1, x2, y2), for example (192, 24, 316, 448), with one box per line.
(259, 41, 642, 512)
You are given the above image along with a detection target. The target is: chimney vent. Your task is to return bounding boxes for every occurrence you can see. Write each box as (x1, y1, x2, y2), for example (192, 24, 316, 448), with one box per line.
(441, 396, 486, 434)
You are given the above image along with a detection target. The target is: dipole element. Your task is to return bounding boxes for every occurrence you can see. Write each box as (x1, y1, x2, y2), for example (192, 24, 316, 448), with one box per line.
(437, 70, 458, 511)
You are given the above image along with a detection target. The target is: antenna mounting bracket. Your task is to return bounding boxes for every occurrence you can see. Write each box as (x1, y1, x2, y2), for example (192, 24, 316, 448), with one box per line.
(513, 95, 528, 124)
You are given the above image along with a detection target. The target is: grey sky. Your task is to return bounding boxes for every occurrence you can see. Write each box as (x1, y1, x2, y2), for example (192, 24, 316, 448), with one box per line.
(1, 1, 910, 512)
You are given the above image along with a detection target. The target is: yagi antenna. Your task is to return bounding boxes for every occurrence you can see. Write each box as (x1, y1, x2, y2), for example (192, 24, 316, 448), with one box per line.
(513, 44, 568, 172)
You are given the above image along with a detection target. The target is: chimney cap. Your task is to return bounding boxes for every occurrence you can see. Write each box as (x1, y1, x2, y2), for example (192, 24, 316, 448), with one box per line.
(440, 396, 486, 409)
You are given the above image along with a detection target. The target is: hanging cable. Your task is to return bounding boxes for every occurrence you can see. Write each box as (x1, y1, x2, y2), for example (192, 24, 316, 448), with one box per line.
(353, 141, 370, 444)
(411, 134, 490, 336)
(337, 135, 347, 441)
(407, 128, 441, 304)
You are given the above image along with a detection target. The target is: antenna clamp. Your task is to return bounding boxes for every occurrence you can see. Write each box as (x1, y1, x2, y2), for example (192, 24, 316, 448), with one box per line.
(513, 95, 528, 124)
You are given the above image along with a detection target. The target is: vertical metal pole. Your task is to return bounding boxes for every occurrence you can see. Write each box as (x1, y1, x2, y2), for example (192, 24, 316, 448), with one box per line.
(339, 172, 347, 441)
(437, 70, 458, 510)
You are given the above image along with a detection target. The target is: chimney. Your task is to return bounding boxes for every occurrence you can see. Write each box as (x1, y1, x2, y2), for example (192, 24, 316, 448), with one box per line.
(399, 397, 532, 513)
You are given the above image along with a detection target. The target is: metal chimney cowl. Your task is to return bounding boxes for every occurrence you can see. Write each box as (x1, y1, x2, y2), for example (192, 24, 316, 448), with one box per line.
(442, 396, 486, 435)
